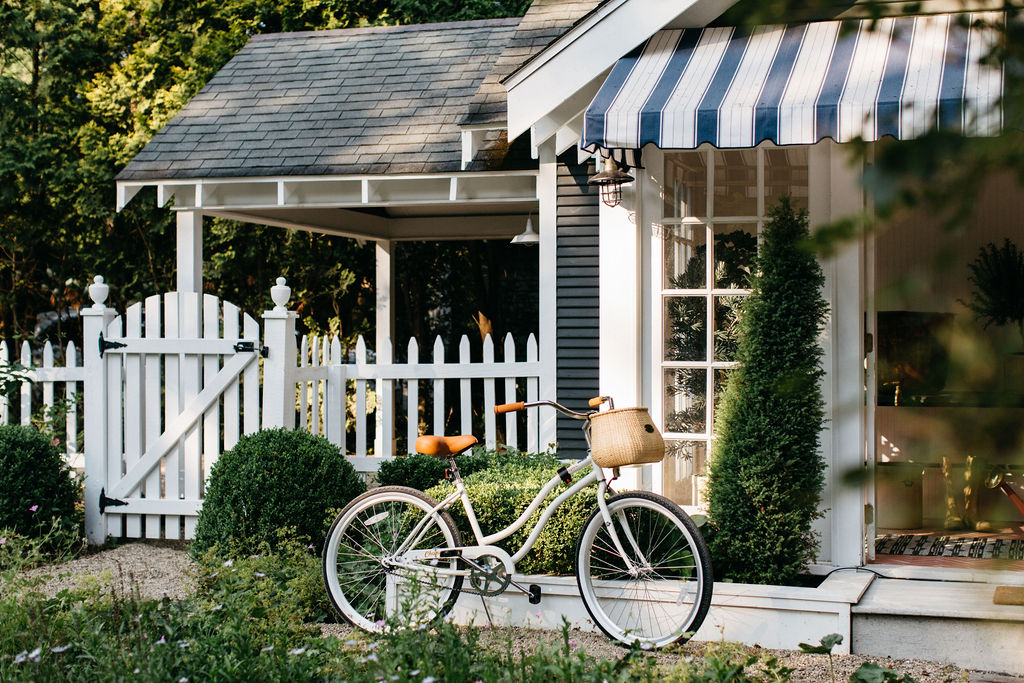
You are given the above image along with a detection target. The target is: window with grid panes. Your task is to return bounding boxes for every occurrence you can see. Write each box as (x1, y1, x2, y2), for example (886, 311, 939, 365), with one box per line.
(658, 147, 808, 507)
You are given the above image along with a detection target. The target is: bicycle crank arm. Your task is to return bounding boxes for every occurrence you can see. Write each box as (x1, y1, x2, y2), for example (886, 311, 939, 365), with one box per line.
(406, 545, 515, 576)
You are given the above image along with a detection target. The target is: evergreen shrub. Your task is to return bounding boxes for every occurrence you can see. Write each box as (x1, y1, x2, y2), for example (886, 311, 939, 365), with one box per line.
(427, 454, 596, 575)
(706, 196, 829, 584)
(192, 428, 365, 557)
(377, 446, 549, 491)
(0, 424, 80, 537)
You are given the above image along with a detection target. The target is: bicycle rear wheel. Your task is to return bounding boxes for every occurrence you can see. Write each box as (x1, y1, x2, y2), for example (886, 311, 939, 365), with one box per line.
(575, 491, 712, 648)
(322, 486, 463, 632)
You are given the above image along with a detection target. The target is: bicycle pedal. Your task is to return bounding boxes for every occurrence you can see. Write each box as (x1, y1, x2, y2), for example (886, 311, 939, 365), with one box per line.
(528, 584, 542, 605)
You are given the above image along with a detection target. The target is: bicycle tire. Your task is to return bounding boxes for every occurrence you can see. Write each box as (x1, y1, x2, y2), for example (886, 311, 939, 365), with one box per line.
(322, 486, 463, 632)
(575, 491, 713, 648)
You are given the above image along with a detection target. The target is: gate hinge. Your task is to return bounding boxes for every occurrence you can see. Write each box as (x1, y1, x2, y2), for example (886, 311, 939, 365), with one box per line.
(233, 341, 268, 357)
(99, 488, 128, 514)
(98, 333, 127, 356)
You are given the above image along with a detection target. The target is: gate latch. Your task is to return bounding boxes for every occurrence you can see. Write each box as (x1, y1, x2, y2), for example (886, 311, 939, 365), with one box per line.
(233, 341, 268, 357)
(98, 333, 128, 356)
(99, 488, 128, 514)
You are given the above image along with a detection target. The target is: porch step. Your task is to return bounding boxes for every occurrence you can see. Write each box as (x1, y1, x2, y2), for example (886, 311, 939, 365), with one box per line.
(852, 578, 1024, 674)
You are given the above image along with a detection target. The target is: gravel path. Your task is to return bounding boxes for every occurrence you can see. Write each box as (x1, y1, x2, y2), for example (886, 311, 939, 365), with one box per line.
(19, 543, 1023, 682)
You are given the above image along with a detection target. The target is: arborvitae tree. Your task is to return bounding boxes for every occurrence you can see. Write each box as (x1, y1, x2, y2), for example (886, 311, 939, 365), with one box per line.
(706, 196, 828, 585)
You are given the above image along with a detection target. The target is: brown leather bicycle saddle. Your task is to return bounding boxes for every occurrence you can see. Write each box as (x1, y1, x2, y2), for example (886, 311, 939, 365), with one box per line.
(414, 435, 478, 458)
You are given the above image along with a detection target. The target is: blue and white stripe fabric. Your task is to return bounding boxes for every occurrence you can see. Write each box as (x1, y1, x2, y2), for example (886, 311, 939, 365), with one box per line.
(582, 12, 1005, 152)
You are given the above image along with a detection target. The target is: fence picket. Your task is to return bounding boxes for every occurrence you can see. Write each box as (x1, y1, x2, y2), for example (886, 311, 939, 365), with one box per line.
(181, 293, 203, 539)
(406, 338, 419, 452)
(355, 336, 368, 457)
(163, 293, 182, 539)
(527, 334, 539, 454)
(459, 336, 471, 435)
(483, 335, 496, 449)
(0, 341, 8, 423)
(311, 335, 321, 436)
(327, 336, 344, 448)
(432, 337, 445, 434)
(42, 342, 55, 412)
(124, 304, 144, 538)
(144, 295, 162, 538)
(378, 337, 393, 458)
(242, 315, 260, 436)
(203, 295, 221, 487)
(299, 335, 309, 430)
(503, 335, 517, 447)
(65, 341, 80, 465)
(20, 341, 31, 426)
(223, 302, 241, 451)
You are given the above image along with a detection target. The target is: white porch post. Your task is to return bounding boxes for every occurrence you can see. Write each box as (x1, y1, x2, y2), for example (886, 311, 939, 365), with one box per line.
(262, 277, 297, 429)
(811, 141, 867, 568)
(375, 240, 395, 454)
(82, 276, 116, 544)
(176, 211, 203, 293)
(538, 143, 558, 449)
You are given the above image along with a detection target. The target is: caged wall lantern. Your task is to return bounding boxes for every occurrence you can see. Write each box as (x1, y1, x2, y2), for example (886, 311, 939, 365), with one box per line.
(588, 157, 633, 208)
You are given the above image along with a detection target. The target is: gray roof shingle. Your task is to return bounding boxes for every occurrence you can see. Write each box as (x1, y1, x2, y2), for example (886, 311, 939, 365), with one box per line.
(459, 0, 606, 128)
(118, 18, 524, 181)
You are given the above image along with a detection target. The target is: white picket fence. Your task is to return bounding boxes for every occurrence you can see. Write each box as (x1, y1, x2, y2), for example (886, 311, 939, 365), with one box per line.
(0, 340, 84, 469)
(1, 276, 545, 543)
(296, 332, 540, 472)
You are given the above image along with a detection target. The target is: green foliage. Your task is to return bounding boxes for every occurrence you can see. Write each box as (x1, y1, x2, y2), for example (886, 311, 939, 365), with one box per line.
(0, 424, 80, 539)
(192, 428, 366, 557)
(849, 662, 919, 683)
(799, 633, 843, 683)
(385, 0, 529, 23)
(426, 454, 596, 575)
(377, 445, 544, 491)
(662, 641, 794, 682)
(706, 197, 829, 585)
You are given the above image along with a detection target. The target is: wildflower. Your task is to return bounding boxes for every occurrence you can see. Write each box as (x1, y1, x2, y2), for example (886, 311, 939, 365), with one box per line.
(253, 572, 266, 578)
(155, 636, 166, 645)
(178, 641, 191, 649)
(223, 559, 233, 567)
(366, 653, 378, 662)
(344, 639, 357, 646)
(50, 644, 71, 653)
(288, 648, 306, 656)
(28, 647, 41, 662)
(14, 651, 27, 664)
(29, 504, 38, 512)
(534, 612, 542, 618)
(0, 537, 6, 545)
(261, 645, 274, 652)
(568, 639, 578, 649)
(179, 678, 188, 682)
(212, 604, 223, 611)
(423, 677, 437, 683)
(307, 544, 315, 550)
(374, 619, 386, 628)
(390, 676, 399, 681)
(640, 642, 653, 650)
(410, 671, 420, 676)
(134, 668, 140, 674)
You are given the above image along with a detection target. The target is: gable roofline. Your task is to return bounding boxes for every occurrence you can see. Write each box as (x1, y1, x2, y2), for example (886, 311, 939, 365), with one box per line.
(503, 0, 735, 142)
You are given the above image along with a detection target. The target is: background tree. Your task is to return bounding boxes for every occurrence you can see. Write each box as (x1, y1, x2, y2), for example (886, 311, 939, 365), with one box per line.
(705, 197, 829, 585)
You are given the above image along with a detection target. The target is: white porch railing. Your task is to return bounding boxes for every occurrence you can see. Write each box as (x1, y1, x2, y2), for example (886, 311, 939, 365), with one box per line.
(0, 340, 84, 469)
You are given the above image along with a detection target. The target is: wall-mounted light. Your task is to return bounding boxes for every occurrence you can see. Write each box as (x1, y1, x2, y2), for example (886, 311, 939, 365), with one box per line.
(588, 157, 633, 208)
(510, 214, 538, 246)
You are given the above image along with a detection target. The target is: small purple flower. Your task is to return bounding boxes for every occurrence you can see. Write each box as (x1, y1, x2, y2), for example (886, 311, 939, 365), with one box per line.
(50, 644, 71, 653)
(260, 645, 274, 652)
(155, 636, 166, 645)
(0, 537, 7, 545)
(29, 505, 39, 512)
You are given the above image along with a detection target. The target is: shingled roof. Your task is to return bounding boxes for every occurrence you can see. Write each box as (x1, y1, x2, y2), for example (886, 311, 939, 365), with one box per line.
(118, 18, 522, 182)
(460, 0, 606, 128)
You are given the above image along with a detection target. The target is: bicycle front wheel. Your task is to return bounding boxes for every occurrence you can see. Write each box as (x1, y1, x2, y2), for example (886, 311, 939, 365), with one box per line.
(575, 491, 712, 648)
(322, 486, 463, 632)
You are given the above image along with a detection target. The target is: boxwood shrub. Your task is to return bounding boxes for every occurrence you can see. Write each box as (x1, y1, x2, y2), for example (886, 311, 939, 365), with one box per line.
(426, 454, 596, 575)
(192, 428, 366, 557)
(0, 424, 80, 538)
(378, 446, 553, 491)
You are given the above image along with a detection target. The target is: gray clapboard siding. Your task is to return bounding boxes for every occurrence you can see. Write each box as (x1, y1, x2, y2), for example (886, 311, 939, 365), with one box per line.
(556, 158, 599, 456)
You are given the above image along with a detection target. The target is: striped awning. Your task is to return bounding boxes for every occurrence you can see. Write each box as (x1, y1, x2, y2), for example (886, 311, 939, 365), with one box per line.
(582, 12, 1005, 153)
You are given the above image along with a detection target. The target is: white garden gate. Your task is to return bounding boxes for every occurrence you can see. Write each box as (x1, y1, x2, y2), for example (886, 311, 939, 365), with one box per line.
(85, 290, 262, 540)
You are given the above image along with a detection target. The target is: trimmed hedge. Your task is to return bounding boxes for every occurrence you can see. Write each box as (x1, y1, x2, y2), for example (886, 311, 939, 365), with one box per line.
(427, 454, 596, 575)
(192, 429, 366, 557)
(377, 446, 551, 491)
(0, 424, 80, 537)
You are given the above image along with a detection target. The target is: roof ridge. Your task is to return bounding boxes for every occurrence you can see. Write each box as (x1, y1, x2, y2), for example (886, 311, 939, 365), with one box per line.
(250, 16, 522, 42)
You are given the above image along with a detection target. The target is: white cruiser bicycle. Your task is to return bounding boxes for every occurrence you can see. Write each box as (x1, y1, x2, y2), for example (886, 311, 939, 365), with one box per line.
(321, 396, 712, 648)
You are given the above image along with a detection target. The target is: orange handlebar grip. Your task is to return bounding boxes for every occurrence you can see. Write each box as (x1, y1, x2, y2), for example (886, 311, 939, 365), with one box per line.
(495, 401, 525, 414)
(588, 396, 608, 408)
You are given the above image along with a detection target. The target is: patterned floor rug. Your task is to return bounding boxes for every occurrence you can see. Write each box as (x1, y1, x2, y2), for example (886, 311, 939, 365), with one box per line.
(875, 533, 1024, 560)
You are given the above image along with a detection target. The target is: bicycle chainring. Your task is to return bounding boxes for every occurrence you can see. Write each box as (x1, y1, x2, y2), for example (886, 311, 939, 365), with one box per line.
(468, 555, 511, 596)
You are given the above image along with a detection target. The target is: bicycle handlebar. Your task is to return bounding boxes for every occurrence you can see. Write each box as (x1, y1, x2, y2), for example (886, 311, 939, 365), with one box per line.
(494, 401, 525, 414)
(493, 399, 594, 420)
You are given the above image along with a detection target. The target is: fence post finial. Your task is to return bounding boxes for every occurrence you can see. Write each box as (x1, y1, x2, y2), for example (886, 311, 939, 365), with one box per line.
(88, 276, 109, 308)
(271, 277, 291, 311)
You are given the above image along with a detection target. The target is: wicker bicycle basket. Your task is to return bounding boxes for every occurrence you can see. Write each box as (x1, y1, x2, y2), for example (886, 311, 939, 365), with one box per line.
(588, 407, 665, 468)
